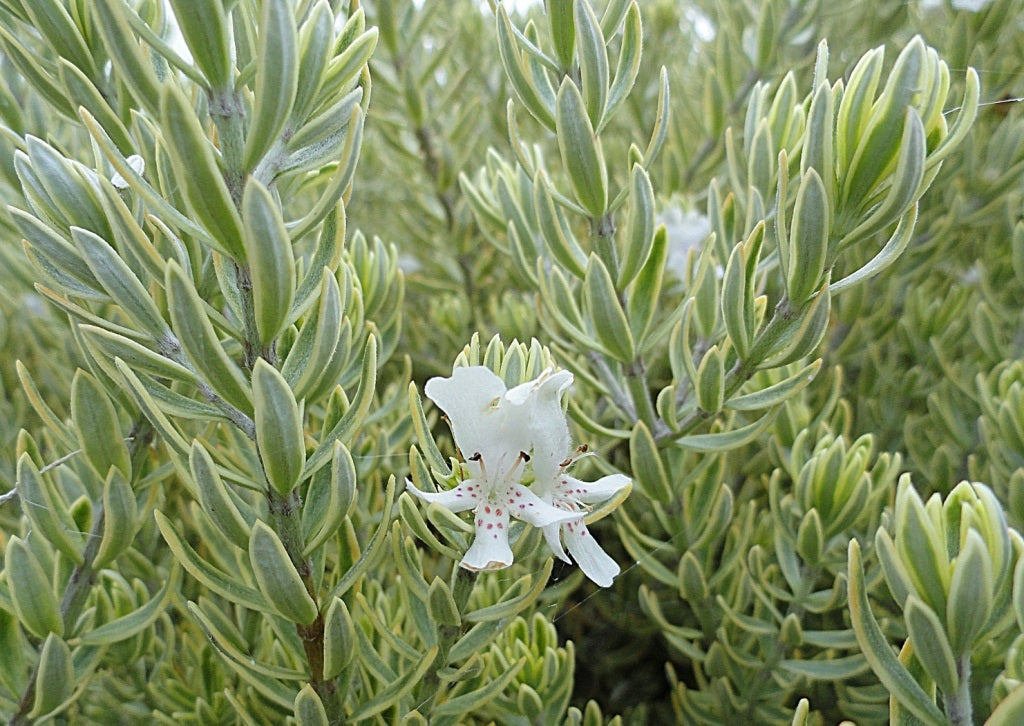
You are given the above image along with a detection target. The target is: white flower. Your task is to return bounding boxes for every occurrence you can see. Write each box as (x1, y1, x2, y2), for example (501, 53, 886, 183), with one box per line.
(406, 366, 577, 571)
(525, 370, 631, 587)
(110, 154, 145, 190)
(657, 206, 711, 280)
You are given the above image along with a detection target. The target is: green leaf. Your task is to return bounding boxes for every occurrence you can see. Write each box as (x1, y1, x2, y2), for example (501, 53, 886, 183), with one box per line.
(0, 608, 25, 695)
(726, 360, 822, 411)
(167, 0, 232, 89)
(695, 344, 725, 413)
(304, 334, 377, 479)
(15, 455, 83, 566)
(547, 0, 575, 70)
(166, 262, 253, 415)
(88, 1, 160, 112)
(796, 508, 824, 565)
(894, 481, 950, 617)
(289, 205, 346, 322)
(70, 226, 168, 338)
(24, 136, 109, 238)
(496, 6, 555, 129)
(904, 596, 958, 697)
(836, 48, 884, 174)
(114, 359, 191, 457)
(574, 0, 608, 127)
(801, 82, 836, 205)
(290, 273, 347, 402)
(243, 0, 298, 168)
(294, 685, 329, 726)
(946, 530, 992, 654)
(243, 180, 296, 344)
(320, 23, 376, 100)
(778, 654, 869, 681)
(327, 475, 394, 601)
(786, 169, 830, 305)
(249, 520, 318, 624)
(31, 634, 72, 719)
(618, 164, 655, 288)
(187, 600, 306, 681)
(533, 170, 587, 278)
(555, 79, 607, 218)
(627, 224, 669, 346)
(287, 106, 365, 241)
(22, 1, 94, 77)
(78, 564, 181, 645)
(6, 536, 63, 639)
(160, 85, 246, 260)
(642, 67, 671, 166)
(756, 284, 831, 369)
(449, 620, 511, 663)
(253, 359, 305, 495)
(155, 510, 270, 613)
(292, 2, 333, 123)
(988, 683, 1024, 726)
(629, 420, 671, 503)
(191, 441, 252, 550)
(847, 539, 947, 726)
(302, 441, 356, 557)
(720, 228, 758, 359)
(465, 559, 553, 623)
(56, 59, 133, 153)
(584, 254, 634, 362)
(427, 577, 461, 627)
(10, 207, 101, 297)
(676, 409, 779, 452)
(399, 491, 462, 563)
(348, 646, 439, 722)
(844, 109, 925, 244)
(926, 67, 978, 168)
(408, 384, 450, 477)
(603, 3, 642, 130)
(323, 596, 356, 679)
(432, 658, 527, 717)
(93, 468, 139, 568)
(72, 372, 130, 482)
(843, 37, 926, 206)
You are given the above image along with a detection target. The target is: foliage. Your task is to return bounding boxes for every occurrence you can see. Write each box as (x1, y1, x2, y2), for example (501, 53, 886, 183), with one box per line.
(0, 0, 1021, 724)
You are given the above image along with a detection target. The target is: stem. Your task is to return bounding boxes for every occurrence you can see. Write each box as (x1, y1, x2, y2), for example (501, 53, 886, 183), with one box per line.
(590, 213, 618, 278)
(944, 655, 973, 726)
(210, 74, 341, 721)
(9, 422, 155, 726)
(266, 486, 344, 722)
(206, 87, 277, 369)
(656, 294, 801, 443)
(417, 566, 477, 715)
(624, 358, 658, 433)
(158, 334, 257, 438)
(587, 351, 636, 421)
(207, 89, 247, 208)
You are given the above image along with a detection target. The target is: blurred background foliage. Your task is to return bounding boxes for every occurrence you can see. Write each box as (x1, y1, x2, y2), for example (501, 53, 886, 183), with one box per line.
(0, 0, 1022, 723)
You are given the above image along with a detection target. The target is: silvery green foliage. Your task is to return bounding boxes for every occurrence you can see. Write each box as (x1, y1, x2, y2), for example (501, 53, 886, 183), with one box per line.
(0, 0, 1023, 724)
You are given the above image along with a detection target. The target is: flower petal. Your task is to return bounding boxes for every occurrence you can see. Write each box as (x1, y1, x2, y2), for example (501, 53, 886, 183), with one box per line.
(405, 478, 480, 514)
(564, 521, 620, 587)
(462, 503, 513, 571)
(540, 522, 571, 563)
(426, 366, 535, 478)
(424, 366, 508, 461)
(511, 369, 574, 485)
(561, 474, 631, 505)
(505, 484, 578, 527)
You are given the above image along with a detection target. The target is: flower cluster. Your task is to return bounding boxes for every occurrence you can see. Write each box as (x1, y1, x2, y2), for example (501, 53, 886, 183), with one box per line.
(407, 366, 630, 586)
